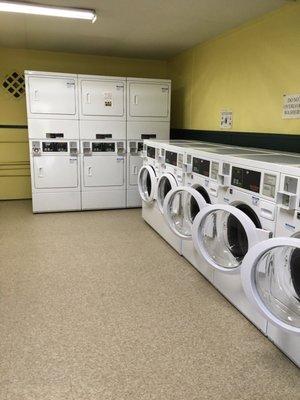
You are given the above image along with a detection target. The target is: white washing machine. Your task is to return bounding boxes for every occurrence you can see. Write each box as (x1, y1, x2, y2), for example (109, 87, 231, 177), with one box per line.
(163, 144, 233, 282)
(138, 140, 185, 253)
(164, 147, 286, 332)
(25, 71, 78, 120)
(241, 164, 300, 367)
(126, 78, 171, 208)
(241, 235, 300, 367)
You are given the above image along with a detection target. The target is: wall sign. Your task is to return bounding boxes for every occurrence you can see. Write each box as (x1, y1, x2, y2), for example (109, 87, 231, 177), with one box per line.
(220, 110, 233, 129)
(283, 94, 300, 119)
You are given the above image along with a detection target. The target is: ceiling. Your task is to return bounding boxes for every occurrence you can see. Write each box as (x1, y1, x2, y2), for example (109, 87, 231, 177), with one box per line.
(0, 0, 287, 59)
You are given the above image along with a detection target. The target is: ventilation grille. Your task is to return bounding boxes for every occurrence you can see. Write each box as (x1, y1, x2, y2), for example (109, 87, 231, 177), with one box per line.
(2, 71, 25, 99)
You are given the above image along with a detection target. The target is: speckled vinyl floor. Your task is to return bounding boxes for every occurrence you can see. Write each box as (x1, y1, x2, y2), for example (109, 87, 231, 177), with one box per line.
(0, 200, 299, 400)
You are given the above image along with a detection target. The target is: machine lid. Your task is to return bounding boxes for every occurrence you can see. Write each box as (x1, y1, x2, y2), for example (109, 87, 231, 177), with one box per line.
(156, 173, 178, 213)
(192, 204, 269, 273)
(138, 165, 157, 203)
(163, 186, 207, 239)
(241, 237, 300, 334)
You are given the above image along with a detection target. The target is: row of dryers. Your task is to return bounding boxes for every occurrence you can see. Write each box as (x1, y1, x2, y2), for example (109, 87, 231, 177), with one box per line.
(25, 71, 171, 126)
(138, 139, 300, 367)
(25, 71, 171, 212)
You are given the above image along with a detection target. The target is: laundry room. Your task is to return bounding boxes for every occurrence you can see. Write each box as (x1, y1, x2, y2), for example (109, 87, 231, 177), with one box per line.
(0, 1, 300, 399)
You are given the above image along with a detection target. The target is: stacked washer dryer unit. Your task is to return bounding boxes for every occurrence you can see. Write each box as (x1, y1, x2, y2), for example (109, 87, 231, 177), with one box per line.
(78, 75, 127, 210)
(25, 71, 81, 213)
(126, 78, 171, 208)
(164, 145, 281, 332)
(236, 155, 300, 367)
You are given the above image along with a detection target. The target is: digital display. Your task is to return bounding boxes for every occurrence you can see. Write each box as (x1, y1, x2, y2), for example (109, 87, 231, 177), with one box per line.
(192, 157, 210, 177)
(165, 151, 177, 166)
(147, 146, 156, 159)
(92, 142, 115, 152)
(231, 166, 261, 193)
(138, 142, 143, 152)
(42, 142, 67, 152)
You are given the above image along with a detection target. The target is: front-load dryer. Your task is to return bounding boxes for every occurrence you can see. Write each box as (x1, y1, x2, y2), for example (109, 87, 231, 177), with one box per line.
(30, 139, 80, 213)
(81, 140, 126, 210)
(25, 70, 79, 120)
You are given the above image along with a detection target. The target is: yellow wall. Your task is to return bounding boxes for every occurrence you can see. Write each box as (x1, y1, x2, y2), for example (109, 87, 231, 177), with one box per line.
(0, 47, 167, 199)
(168, 3, 300, 134)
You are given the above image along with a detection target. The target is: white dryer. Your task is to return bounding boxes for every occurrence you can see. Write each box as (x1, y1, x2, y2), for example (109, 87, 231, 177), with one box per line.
(126, 78, 171, 208)
(78, 75, 127, 210)
(25, 71, 78, 120)
(30, 139, 80, 213)
(81, 140, 126, 210)
(241, 164, 300, 367)
(138, 140, 184, 253)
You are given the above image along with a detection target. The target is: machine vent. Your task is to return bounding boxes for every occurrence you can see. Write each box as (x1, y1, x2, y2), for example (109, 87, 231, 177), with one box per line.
(2, 71, 25, 99)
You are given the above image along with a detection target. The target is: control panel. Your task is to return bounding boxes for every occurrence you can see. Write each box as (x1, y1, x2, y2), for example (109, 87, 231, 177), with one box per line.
(92, 142, 115, 152)
(165, 150, 177, 166)
(231, 166, 261, 193)
(42, 142, 68, 152)
(147, 146, 156, 159)
(192, 157, 210, 177)
(129, 141, 143, 155)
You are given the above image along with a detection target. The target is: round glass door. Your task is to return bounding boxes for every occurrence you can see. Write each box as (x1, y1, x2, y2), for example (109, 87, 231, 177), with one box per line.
(138, 165, 157, 203)
(241, 237, 300, 334)
(163, 186, 207, 239)
(156, 173, 178, 213)
(192, 204, 268, 272)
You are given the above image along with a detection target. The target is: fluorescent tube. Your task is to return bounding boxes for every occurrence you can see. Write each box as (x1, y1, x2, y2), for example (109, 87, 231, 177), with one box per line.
(0, 1, 97, 22)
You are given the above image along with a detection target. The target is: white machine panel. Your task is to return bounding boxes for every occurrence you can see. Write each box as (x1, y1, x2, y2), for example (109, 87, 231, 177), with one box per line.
(29, 139, 81, 213)
(25, 71, 78, 119)
(81, 140, 126, 210)
(79, 120, 126, 140)
(127, 78, 171, 122)
(127, 121, 170, 140)
(84, 157, 124, 187)
(28, 119, 79, 140)
(80, 76, 126, 120)
(127, 140, 144, 208)
(33, 156, 78, 189)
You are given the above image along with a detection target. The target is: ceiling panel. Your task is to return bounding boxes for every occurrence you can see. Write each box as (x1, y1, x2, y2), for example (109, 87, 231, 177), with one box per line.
(0, 0, 287, 59)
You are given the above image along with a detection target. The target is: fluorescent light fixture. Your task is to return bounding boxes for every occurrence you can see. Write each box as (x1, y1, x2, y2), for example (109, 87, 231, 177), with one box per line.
(0, 1, 97, 22)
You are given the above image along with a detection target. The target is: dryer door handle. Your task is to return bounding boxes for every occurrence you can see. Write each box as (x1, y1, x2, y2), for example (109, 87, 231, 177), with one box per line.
(88, 166, 92, 176)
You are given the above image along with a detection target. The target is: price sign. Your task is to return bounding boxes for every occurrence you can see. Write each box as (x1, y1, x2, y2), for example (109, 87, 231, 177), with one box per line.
(283, 94, 300, 119)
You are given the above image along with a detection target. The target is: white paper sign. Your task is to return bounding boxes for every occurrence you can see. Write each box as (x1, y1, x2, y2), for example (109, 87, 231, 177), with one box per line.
(283, 94, 300, 119)
(220, 110, 233, 129)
